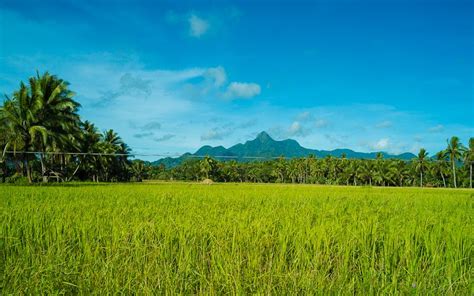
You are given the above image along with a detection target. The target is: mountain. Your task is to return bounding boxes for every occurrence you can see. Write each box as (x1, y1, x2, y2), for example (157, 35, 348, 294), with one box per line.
(151, 131, 416, 167)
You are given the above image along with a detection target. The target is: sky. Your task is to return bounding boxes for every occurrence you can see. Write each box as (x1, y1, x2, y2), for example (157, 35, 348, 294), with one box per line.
(0, 0, 473, 159)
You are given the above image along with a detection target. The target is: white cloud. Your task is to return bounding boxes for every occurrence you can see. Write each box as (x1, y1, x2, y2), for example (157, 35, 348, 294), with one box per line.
(296, 111, 312, 121)
(289, 121, 302, 135)
(188, 14, 209, 38)
(201, 129, 225, 141)
(204, 66, 227, 87)
(286, 121, 311, 137)
(372, 138, 390, 150)
(224, 82, 261, 99)
(315, 119, 328, 128)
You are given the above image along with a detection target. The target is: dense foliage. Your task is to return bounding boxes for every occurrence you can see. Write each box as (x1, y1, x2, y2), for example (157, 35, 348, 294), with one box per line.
(0, 72, 132, 183)
(1, 184, 472, 293)
(146, 140, 473, 188)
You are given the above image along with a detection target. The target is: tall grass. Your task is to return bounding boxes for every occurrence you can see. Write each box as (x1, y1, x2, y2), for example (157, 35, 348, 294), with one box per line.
(1, 183, 473, 294)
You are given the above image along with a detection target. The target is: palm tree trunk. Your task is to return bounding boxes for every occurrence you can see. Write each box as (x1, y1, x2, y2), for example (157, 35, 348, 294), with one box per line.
(470, 164, 472, 189)
(40, 153, 48, 183)
(66, 164, 81, 182)
(420, 171, 423, 187)
(441, 172, 446, 188)
(0, 161, 6, 183)
(26, 161, 32, 183)
(452, 161, 457, 188)
(23, 152, 32, 184)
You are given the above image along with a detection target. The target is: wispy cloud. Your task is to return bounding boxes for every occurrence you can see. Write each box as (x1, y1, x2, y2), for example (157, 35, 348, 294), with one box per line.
(371, 138, 390, 150)
(204, 66, 227, 87)
(134, 132, 153, 139)
(154, 134, 176, 142)
(141, 121, 162, 130)
(429, 124, 444, 133)
(375, 120, 392, 128)
(315, 119, 328, 128)
(288, 121, 309, 137)
(296, 111, 312, 121)
(201, 128, 228, 141)
(224, 82, 261, 99)
(188, 14, 210, 38)
(95, 73, 152, 106)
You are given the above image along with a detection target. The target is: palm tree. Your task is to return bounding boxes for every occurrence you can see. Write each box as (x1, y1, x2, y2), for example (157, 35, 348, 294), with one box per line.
(432, 151, 448, 187)
(79, 121, 102, 181)
(0, 72, 81, 183)
(463, 138, 474, 188)
(272, 156, 287, 183)
(100, 129, 128, 182)
(30, 72, 81, 182)
(415, 148, 429, 187)
(445, 137, 464, 188)
(130, 160, 146, 182)
(358, 161, 373, 186)
(200, 156, 216, 180)
(1, 83, 47, 183)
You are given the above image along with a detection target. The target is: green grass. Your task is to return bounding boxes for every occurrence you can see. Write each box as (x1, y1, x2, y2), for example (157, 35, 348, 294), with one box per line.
(1, 183, 473, 294)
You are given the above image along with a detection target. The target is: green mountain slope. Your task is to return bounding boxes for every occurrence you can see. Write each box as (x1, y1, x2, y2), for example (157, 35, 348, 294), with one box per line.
(151, 131, 416, 167)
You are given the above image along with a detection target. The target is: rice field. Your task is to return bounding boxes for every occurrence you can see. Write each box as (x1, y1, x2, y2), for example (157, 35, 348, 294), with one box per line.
(1, 183, 473, 294)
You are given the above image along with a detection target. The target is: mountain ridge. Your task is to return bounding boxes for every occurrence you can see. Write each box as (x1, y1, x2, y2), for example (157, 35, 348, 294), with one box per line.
(152, 131, 416, 167)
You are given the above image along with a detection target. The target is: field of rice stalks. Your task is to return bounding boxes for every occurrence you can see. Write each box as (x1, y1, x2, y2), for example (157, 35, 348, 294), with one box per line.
(1, 183, 473, 294)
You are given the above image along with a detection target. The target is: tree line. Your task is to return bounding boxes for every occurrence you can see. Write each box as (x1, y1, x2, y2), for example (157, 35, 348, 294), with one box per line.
(141, 138, 473, 188)
(1, 72, 473, 187)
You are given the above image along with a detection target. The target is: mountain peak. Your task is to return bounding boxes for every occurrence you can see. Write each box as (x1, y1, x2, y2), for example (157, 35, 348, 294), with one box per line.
(255, 131, 273, 142)
(152, 131, 416, 167)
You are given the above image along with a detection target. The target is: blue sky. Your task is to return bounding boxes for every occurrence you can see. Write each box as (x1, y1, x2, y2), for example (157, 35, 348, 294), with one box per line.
(0, 0, 473, 158)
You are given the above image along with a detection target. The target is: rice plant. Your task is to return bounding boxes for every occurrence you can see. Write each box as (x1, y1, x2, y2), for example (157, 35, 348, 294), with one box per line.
(1, 183, 472, 294)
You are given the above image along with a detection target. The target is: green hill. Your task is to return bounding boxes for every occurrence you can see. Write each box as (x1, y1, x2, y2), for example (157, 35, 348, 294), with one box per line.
(151, 131, 416, 167)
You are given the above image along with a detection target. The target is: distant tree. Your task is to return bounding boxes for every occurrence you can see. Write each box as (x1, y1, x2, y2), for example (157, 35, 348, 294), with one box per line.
(200, 156, 217, 180)
(430, 151, 447, 187)
(130, 160, 147, 182)
(358, 161, 373, 186)
(415, 148, 429, 187)
(445, 137, 464, 188)
(463, 138, 474, 188)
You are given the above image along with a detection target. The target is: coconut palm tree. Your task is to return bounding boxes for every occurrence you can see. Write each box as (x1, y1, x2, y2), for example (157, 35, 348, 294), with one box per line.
(78, 121, 102, 181)
(358, 161, 374, 186)
(272, 156, 287, 183)
(200, 156, 216, 180)
(445, 137, 465, 188)
(463, 137, 474, 188)
(390, 160, 410, 186)
(29, 72, 81, 182)
(100, 129, 129, 182)
(1, 83, 47, 183)
(415, 148, 429, 187)
(0, 72, 81, 183)
(130, 160, 147, 182)
(430, 151, 448, 187)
